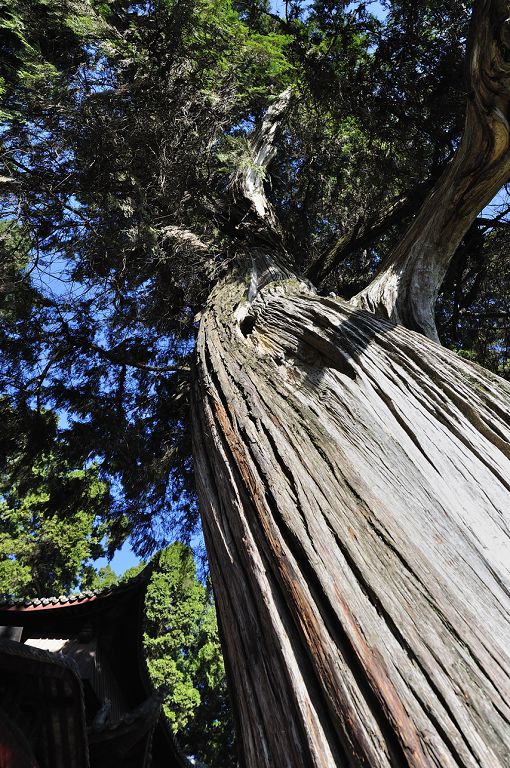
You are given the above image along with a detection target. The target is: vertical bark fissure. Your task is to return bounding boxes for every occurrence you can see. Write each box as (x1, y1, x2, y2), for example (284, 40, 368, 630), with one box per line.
(194, 418, 305, 766)
(254, 418, 417, 768)
(371, 383, 442, 473)
(321, 517, 481, 768)
(293, 363, 509, 711)
(343, 323, 510, 483)
(194, 351, 290, 766)
(206, 340, 377, 767)
(195, 329, 350, 767)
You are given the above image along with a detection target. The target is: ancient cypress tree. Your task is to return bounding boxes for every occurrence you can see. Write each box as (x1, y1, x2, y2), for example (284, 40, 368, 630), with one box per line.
(1, 0, 510, 765)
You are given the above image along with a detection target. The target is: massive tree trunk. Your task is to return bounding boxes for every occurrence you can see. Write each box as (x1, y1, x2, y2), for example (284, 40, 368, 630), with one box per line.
(192, 2, 510, 765)
(193, 266, 510, 767)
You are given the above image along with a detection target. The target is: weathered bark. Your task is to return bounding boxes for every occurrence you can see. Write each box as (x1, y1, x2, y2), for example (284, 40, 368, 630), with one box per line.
(192, 269, 510, 767)
(191, 4, 510, 766)
(231, 88, 292, 246)
(353, 0, 510, 340)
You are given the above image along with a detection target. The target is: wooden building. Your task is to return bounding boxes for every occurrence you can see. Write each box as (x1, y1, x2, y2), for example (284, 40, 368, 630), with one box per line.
(0, 569, 190, 768)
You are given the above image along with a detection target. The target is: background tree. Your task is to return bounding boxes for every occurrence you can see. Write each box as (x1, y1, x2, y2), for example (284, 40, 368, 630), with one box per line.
(1, 0, 510, 765)
(0, 405, 113, 597)
(140, 544, 236, 767)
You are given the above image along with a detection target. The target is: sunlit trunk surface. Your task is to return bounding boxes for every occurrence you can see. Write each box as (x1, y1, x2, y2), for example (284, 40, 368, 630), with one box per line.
(193, 268, 510, 768)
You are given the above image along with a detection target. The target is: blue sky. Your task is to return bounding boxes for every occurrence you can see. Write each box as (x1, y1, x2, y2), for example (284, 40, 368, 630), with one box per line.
(94, 539, 141, 575)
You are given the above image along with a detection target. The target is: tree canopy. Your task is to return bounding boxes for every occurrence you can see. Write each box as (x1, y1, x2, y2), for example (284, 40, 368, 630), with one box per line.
(2, 0, 508, 553)
(0, 404, 114, 596)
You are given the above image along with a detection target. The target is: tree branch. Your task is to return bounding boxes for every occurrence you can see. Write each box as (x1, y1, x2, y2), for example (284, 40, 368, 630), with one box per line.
(232, 89, 292, 240)
(352, 0, 510, 341)
(42, 297, 179, 374)
(88, 341, 178, 373)
(307, 177, 438, 285)
(160, 225, 210, 253)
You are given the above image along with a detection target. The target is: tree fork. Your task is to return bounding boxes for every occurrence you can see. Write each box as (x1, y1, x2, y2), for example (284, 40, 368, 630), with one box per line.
(306, 177, 439, 287)
(353, 0, 510, 340)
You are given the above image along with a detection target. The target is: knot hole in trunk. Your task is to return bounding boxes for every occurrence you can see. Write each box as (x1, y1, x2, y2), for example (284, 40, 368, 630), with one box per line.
(240, 314, 256, 337)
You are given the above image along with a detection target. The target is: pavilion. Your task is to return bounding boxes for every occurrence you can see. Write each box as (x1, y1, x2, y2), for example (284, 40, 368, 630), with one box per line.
(0, 567, 190, 768)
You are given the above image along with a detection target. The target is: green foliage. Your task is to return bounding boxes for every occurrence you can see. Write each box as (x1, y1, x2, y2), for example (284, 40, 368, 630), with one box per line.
(0, 399, 119, 598)
(0, 219, 35, 322)
(87, 563, 119, 589)
(0, 452, 111, 598)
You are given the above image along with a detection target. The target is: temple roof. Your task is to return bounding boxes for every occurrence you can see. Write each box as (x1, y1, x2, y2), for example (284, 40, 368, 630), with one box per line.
(0, 637, 90, 768)
(0, 566, 191, 768)
(0, 566, 152, 612)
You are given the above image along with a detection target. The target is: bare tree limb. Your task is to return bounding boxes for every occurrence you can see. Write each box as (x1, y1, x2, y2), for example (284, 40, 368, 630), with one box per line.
(161, 225, 210, 253)
(88, 341, 178, 373)
(233, 89, 292, 238)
